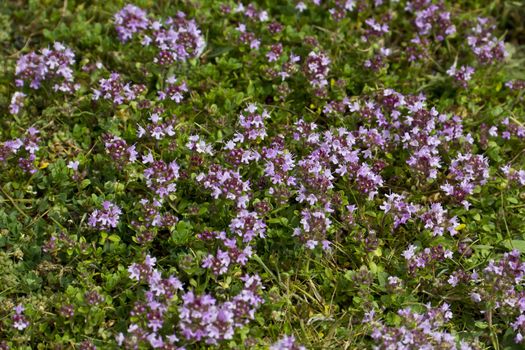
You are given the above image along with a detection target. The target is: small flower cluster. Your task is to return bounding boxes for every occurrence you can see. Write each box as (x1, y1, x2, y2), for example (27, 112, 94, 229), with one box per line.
(92, 72, 146, 105)
(270, 335, 306, 350)
(157, 76, 188, 103)
(419, 203, 459, 237)
(447, 64, 475, 88)
(363, 17, 390, 41)
(379, 193, 459, 236)
(132, 198, 178, 232)
(230, 209, 267, 243)
(137, 109, 177, 140)
(12, 304, 29, 331)
(403, 244, 453, 273)
(293, 208, 332, 250)
(505, 80, 525, 91)
(143, 159, 180, 199)
(304, 51, 331, 90)
(266, 43, 283, 63)
(85, 290, 105, 306)
(196, 164, 251, 209)
(122, 255, 184, 348)
(114, 4, 150, 42)
(364, 47, 391, 72)
(261, 139, 296, 186)
(412, 3, 456, 41)
(469, 250, 525, 343)
(238, 104, 270, 141)
(326, 0, 356, 21)
(404, 2, 455, 63)
(201, 209, 266, 275)
(223, 133, 261, 167)
(274, 53, 301, 82)
(186, 135, 214, 155)
(368, 303, 472, 349)
(115, 5, 205, 64)
(88, 201, 122, 231)
(234, 3, 269, 22)
(78, 341, 97, 350)
(500, 117, 525, 139)
(501, 165, 525, 186)
(9, 91, 26, 115)
(201, 230, 253, 275)
(0, 127, 40, 174)
(13, 42, 78, 94)
(59, 304, 75, 319)
(380, 193, 419, 229)
(236, 23, 261, 50)
(441, 153, 489, 206)
(103, 133, 138, 168)
(467, 17, 508, 65)
(179, 274, 263, 345)
(128, 255, 184, 296)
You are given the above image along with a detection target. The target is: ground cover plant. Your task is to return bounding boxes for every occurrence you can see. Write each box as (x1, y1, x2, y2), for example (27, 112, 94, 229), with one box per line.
(1, 0, 525, 348)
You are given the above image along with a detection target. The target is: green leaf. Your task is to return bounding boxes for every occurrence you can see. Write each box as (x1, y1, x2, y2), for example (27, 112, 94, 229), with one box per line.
(108, 234, 121, 242)
(504, 240, 525, 253)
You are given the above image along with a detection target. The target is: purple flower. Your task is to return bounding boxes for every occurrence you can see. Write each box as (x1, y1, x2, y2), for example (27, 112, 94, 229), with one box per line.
(157, 76, 188, 103)
(92, 72, 146, 105)
(270, 335, 306, 350)
(186, 135, 214, 155)
(67, 160, 79, 171)
(196, 164, 251, 208)
(12, 304, 29, 330)
(15, 42, 78, 93)
(143, 159, 180, 199)
(467, 17, 508, 65)
(103, 133, 138, 168)
(419, 202, 458, 236)
(88, 201, 122, 230)
(447, 64, 475, 88)
(9, 92, 26, 115)
(115, 5, 205, 64)
(369, 303, 463, 348)
(380, 193, 419, 228)
(114, 4, 150, 42)
(304, 51, 331, 89)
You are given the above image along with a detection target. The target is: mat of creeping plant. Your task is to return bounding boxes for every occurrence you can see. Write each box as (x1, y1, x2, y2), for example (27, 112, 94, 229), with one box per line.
(1, 1, 525, 349)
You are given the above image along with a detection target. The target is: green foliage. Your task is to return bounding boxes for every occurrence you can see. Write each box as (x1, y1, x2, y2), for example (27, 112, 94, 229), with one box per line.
(1, 0, 525, 349)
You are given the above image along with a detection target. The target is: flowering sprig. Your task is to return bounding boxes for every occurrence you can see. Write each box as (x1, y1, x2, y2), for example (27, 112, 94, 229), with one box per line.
(440, 153, 489, 207)
(403, 244, 454, 273)
(367, 303, 471, 349)
(12, 304, 29, 331)
(9, 91, 26, 115)
(14, 41, 78, 93)
(143, 159, 180, 199)
(447, 64, 475, 88)
(88, 201, 122, 231)
(103, 133, 138, 169)
(304, 51, 330, 90)
(270, 335, 306, 350)
(157, 75, 188, 103)
(196, 164, 251, 209)
(92, 72, 146, 105)
(0, 127, 41, 174)
(380, 193, 419, 229)
(238, 104, 271, 141)
(115, 4, 205, 64)
(467, 17, 508, 65)
(114, 4, 150, 42)
(179, 274, 264, 345)
(470, 250, 525, 343)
